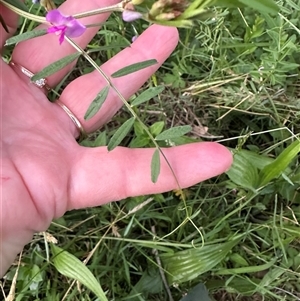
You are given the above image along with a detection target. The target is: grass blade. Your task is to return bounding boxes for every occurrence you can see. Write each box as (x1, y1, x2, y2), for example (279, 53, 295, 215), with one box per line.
(258, 140, 300, 187)
(215, 258, 277, 275)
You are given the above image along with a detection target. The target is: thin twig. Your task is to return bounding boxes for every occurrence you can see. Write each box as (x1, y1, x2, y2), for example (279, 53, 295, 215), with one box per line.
(5, 251, 23, 301)
(151, 226, 174, 301)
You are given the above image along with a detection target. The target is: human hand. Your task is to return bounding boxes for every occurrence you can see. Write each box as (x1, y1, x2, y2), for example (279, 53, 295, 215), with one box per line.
(0, 0, 232, 277)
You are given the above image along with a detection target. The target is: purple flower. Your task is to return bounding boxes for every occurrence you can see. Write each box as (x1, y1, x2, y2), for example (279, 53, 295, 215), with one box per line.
(46, 9, 86, 44)
(132, 35, 138, 42)
(122, 10, 143, 22)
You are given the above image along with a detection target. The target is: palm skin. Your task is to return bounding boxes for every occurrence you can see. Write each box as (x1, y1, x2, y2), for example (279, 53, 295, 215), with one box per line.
(0, 0, 232, 277)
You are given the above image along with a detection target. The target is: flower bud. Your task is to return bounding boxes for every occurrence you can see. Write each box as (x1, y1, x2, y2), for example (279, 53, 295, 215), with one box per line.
(122, 10, 143, 22)
(155, 12, 176, 21)
(149, 1, 165, 17)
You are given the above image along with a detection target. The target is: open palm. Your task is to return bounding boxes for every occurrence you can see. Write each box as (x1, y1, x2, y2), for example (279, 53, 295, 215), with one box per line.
(0, 0, 232, 277)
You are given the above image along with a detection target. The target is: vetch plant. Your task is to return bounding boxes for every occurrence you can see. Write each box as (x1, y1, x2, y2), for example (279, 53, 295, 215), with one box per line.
(2, 0, 279, 248)
(2, 0, 289, 300)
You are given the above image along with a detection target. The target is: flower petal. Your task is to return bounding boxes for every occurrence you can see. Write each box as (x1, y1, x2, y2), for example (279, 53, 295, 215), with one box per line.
(47, 26, 59, 34)
(65, 19, 86, 38)
(122, 10, 143, 22)
(46, 9, 68, 26)
(58, 32, 65, 44)
(132, 35, 138, 42)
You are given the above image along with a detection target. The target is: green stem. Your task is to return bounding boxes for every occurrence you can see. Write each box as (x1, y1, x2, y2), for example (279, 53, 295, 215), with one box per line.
(0, 0, 125, 23)
(0, 0, 46, 23)
(73, 3, 124, 19)
(179, 0, 213, 19)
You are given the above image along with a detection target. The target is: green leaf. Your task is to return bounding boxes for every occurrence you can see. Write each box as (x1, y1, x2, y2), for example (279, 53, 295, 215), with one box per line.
(133, 121, 146, 136)
(186, 0, 214, 11)
(5, 29, 47, 46)
(94, 131, 107, 147)
(84, 86, 109, 120)
(226, 152, 259, 190)
(277, 172, 300, 201)
(131, 85, 165, 107)
(176, 0, 214, 19)
(257, 266, 286, 292)
(162, 238, 241, 284)
(128, 268, 163, 299)
(151, 149, 160, 183)
(155, 125, 192, 141)
(111, 59, 158, 78)
(258, 140, 300, 187)
(0, 14, 9, 33)
(238, 0, 279, 14)
(232, 149, 274, 170)
(180, 283, 211, 301)
(107, 117, 135, 151)
(51, 244, 108, 301)
(229, 253, 249, 267)
(206, 278, 259, 295)
(2, 0, 29, 12)
(150, 121, 165, 137)
(31, 52, 81, 81)
(168, 135, 198, 146)
(129, 136, 150, 148)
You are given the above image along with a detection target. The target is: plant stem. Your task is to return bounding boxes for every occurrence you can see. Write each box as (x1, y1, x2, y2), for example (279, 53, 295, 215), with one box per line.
(73, 3, 124, 19)
(0, 0, 126, 23)
(0, 0, 45, 23)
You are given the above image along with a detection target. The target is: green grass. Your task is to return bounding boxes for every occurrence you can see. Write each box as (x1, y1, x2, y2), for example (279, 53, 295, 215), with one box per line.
(1, 0, 300, 300)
